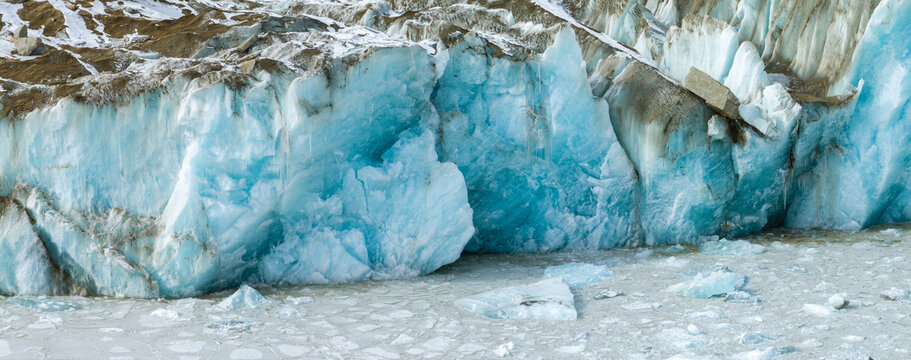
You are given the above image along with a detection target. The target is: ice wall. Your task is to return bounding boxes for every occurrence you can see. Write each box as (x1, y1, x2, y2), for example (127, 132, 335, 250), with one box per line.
(0, 0, 910, 297)
(787, 0, 911, 229)
(0, 43, 476, 297)
(434, 28, 639, 252)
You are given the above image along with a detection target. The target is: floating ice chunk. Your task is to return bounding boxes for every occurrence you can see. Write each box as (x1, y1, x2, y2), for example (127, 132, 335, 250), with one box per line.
(593, 290, 622, 300)
(494, 342, 516, 357)
(827, 294, 847, 309)
(7, 297, 81, 312)
(230, 348, 263, 359)
(542, 263, 612, 288)
(557, 345, 585, 354)
(668, 268, 746, 299)
(285, 296, 313, 305)
(656, 328, 710, 349)
(843, 335, 864, 342)
(740, 332, 775, 345)
(456, 279, 576, 320)
(802, 304, 836, 317)
(205, 318, 254, 332)
(667, 354, 712, 360)
(621, 301, 663, 310)
(725, 291, 760, 303)
(881, 288, 911, 301)
(798, 339, 823, 348)
(213, 285, 271, 311)
(734, 346, 797, 360)
(662, 257, 691, 268)
(698, 239, 766, 257)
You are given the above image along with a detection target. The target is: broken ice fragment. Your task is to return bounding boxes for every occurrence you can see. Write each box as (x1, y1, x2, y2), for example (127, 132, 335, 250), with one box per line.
(667, 268, 747, 299)
(881, 288, 911, 301)
(827, 294, 847, 309)
(698, 239, 766, 257)
(213, 285, 271, 311)
(205, 318, 254, 332)
(593, 290, 622, 300)
(655, 328, 710, 349)
(734, 346, 797, 360)
(7, 297, 81, 312)
(542, 263, 611, 288)
(494, 342, 516, 357)
(456, 279, 576, 320)
(725, 291, 760, 303)
(802, 304, 836, 317)
(740, 332, 775, 345)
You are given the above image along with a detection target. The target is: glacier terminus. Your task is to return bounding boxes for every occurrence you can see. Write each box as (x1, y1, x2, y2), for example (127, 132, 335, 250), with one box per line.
(0, 0, 909, 298)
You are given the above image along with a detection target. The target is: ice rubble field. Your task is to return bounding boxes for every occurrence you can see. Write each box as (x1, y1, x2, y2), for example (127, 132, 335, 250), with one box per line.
(0, 226, 908, 359)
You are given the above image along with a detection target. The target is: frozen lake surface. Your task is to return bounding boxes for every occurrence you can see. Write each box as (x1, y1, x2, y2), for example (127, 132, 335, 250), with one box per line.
(1, 225, 910, 359)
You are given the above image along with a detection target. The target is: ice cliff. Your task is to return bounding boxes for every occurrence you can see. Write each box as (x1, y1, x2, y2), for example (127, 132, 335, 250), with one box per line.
(0, 0, 908, 297)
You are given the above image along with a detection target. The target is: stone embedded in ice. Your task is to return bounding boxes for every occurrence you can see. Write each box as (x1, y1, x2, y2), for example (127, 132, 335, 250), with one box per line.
(668, 268, 747, 299)
(684, 67, 741, 120)
(881, 288, 911, 301)
(542, 263, 612, 288)
(213, 285, 271, 311)
(734, 346, 797, 360)
(698, 239, 766, 257)
(740, 332, 775, 345)
(455, 278, 576, 320)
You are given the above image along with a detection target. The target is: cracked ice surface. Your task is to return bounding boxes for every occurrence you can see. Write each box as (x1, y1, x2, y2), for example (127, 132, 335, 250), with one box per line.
(0, 226, 907, 359)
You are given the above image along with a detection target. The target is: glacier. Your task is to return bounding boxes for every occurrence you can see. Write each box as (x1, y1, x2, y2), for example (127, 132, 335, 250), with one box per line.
(0, 0, 909, 297)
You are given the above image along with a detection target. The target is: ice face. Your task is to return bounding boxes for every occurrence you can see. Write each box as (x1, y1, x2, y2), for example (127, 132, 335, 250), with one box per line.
(1, 0, 911, 298)
(0, 40, 474, 298)
(0, 198, 58, 296)
(435, 27, 639, 253)
(786, 0, 911, 230)
(455, 278, 577, 320)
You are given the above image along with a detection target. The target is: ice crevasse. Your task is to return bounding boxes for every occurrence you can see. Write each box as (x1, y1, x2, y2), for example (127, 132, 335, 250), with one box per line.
(0, 0, 908, 297)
